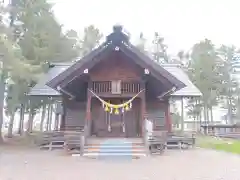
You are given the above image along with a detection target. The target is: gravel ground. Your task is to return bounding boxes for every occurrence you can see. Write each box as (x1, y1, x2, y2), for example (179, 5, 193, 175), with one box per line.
(0, 148, 240, 180)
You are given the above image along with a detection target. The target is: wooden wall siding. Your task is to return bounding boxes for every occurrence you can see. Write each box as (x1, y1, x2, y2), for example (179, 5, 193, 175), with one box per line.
(124, 98, 141, 137)
(64, 98, 86, 131)
(90, 53, 142, 82)
(146, 100, 167, 130)
(91, 98, 108, 136)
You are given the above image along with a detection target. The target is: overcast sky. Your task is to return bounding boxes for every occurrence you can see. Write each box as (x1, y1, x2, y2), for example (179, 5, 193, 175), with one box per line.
(52, 0, 240, 55)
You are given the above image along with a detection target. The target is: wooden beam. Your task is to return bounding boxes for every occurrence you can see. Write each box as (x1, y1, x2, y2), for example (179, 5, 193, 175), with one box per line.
(57, 86, 75, 99)
(85, 81, 93, 136)
(60, 97, 66, 131)
(158, 86, 176, 99)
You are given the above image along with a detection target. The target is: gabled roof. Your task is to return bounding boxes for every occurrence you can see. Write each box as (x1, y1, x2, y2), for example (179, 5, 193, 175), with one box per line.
(28, 64, 69, 96)
(29, 63, 201, 97)
(46, 25, 185, 91)
(162, 64, 202, 97)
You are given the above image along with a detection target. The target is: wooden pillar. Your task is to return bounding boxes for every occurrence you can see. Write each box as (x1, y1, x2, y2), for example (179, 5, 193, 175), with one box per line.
(140, 91, 146, 136)
(86, 94, 92, 122)
(140, 81, 146, 136)
(85, 80, 92, 136)
(165, 100, 172, 132)
(60, 98, 65, 131)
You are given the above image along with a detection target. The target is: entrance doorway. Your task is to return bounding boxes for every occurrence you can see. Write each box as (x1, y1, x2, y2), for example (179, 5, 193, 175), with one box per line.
(107, 99, 125, 137)
(91, 98, 140, 138)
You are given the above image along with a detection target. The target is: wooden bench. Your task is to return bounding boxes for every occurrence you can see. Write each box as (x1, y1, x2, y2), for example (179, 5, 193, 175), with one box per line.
(35, 131, 65, 145)
(167, 134, 196, 149)
(63, 131, 85, 155)
(64, 126, 84, 132)
(148, 131, 168, 155)
(35, 131, 85, 153)
(40, 140, 65, 151)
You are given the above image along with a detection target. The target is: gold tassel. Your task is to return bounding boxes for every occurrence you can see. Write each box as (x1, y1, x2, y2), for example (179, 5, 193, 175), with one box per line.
(105, 105, 109, 112)
(125, 104, 129, 111)
(114, 108, 119, 114)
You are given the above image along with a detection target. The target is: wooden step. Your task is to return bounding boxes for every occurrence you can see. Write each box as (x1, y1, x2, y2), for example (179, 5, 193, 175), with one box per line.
(82, 152, 146, 158)
(82, 138, 147, 158)
(86, 138, 143, 144)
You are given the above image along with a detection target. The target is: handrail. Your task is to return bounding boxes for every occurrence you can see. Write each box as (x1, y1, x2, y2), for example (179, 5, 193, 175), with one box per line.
(79, 124, 90, 155)
(143, 118, 150, 155)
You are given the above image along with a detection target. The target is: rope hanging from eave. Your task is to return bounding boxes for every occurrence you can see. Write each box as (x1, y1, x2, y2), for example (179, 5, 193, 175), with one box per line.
(88, 89, 144, 114)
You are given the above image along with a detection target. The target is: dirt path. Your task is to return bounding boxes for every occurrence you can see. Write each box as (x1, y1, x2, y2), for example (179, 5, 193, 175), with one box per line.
(0, 148, 240, 180)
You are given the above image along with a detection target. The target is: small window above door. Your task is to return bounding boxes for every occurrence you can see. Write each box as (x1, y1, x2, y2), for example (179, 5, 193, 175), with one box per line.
(111, 80, 121, 94)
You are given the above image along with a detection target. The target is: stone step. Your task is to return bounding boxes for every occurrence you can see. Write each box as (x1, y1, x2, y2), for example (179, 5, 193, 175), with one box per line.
(86, 138, 143, 144)
(84, 148, 145, 153)
(79, 138, 147, 158)
(86, 140, 144, 144)
(82, 152, 146, 157)
(84, 145, 145, 149)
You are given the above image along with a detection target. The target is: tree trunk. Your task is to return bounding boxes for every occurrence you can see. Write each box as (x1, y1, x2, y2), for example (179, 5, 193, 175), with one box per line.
(46, 104, 51, 131)
(199, 111, 202, 125)
(27, 108, 34, 133)
(237, 96, 240, 122)
(40, 104, 46, 132)
(193, 117, 196, 131)
(7, 113, 15, 138)
(206, 107, 209, 123)
(199, 100, 202, 126)
(48, 104, 53, 131)
(181, 98, 184, 132)
(196, 115, 199, 131)
(54, 113, 59, 131)
(203, 105, 206, 124)
(0, 75, 5, 143)
(17, 104, 24, 135)
(210, 106, 213, 122)
(228, 98, 233, 124)
(203, 104, 208, 124)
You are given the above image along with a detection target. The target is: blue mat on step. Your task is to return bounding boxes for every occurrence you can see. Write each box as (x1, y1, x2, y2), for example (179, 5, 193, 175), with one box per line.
(98, 139, 133, 161)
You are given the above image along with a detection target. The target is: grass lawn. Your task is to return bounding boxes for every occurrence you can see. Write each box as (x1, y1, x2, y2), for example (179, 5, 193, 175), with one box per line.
(197, 136, 240, 154)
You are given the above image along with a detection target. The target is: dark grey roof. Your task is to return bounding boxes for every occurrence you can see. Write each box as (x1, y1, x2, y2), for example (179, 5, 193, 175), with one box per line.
(47, 41, 185, 91)
(29, 63, 201, 97)
(162, 64, 202, 97)
(28, 64, 69, 96)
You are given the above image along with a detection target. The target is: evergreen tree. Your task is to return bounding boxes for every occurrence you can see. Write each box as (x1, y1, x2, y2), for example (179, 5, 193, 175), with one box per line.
(152, 32, 169, 63)
(188, 39, 221, 123)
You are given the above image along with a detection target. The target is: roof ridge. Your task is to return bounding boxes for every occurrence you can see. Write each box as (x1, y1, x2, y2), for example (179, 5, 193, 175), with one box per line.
(161, 63, 182, 67)
(51, 62, 73, 66)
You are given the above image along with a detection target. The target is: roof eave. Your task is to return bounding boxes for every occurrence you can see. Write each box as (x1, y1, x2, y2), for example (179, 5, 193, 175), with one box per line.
(119, 43, 186, 90)
(46, 43, 109, 89)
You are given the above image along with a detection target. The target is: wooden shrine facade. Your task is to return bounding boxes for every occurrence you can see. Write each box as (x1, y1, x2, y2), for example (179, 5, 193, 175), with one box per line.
(37, 25, 187, 138)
